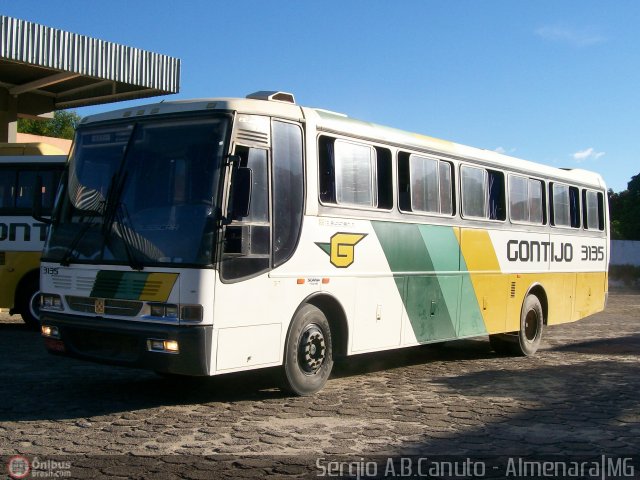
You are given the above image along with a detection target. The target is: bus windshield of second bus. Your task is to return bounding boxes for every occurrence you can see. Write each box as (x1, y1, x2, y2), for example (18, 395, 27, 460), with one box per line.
(43, 115, 230, 268)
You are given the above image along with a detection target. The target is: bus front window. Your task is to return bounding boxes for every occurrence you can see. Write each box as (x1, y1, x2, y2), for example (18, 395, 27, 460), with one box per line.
(43, 115, 230, 267)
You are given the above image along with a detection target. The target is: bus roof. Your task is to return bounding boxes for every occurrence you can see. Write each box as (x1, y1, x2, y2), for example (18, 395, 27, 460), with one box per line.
(0, 142, 68, 156)
(80, 94, 606, 190)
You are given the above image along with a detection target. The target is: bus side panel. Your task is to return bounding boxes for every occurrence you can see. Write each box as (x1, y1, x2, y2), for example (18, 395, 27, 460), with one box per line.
(545, 272, 576, 325)
(351, 277, 403, 352)
(574, 272, 607, 320)
(0, 251, 40, 308)
(0, 214, 49, 310)
(489, 230, 607, 327)
(212, 274, 285, 374)
(290, 218, 406, 354)
(458, 228, 508, 334)
(371, 222, 468, 345)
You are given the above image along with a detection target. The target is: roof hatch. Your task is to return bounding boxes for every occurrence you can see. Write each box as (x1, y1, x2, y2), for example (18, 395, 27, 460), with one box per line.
(246, 91, 296, 104)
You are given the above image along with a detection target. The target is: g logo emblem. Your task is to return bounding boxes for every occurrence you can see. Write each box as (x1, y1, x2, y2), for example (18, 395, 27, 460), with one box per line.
(94, 298, 105, 315)
(316, 233, 367, 268)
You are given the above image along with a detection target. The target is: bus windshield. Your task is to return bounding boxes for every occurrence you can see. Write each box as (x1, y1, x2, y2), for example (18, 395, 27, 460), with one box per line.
(43, 114, 230, 267)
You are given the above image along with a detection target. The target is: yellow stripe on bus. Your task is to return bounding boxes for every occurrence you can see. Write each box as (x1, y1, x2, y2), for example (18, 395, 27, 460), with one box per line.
(138, 273, 178, 302)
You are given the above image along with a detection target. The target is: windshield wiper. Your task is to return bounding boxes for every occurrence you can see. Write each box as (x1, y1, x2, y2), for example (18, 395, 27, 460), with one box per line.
(101, 171, 127, 237)
(100, 173, 143, 270)
(113, 202, 144, 271)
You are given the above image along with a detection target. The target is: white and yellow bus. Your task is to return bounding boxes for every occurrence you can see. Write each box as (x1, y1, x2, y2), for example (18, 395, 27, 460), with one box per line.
(39, 92, 608, 394)
(0, 143, 66, 327)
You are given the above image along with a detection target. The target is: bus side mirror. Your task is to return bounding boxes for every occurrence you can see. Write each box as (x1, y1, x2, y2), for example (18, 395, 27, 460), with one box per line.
(229, 167, 252, 220)
(32, 175, 52, 225)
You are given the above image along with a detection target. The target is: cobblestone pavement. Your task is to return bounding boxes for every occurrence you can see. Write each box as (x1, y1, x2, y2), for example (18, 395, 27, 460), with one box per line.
(0, 292, 638, 478)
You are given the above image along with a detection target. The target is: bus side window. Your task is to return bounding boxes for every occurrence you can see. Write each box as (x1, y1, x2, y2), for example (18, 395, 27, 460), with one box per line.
(569, 186, 580, 228)
(319, 135, 389, 210)
(272, 121, 304, 268)
(597, 191, 605, 231)
(551, 183, 566, 227)
(319, 136, 336, 204)
(440, 161, 453, 215)
(39, 168, 64, 213)
(461, 165, 486, 218)
(16, 170, 37, 210)
(509, 175, 544, 224)
(376, 147, 393, 210)
(583, 189, 604, 231)
(334, 140, 376, 207)
(509, 175, 528, 222)
(551, 183, 580, 228)
(0, 167, 17, 210)
(410, 154, 440, 213)
(487, 170, 505, 221)
(529, 179, 545, 224)
(461, 165, 504, 221)
(397, 152, 411, 211)
(397, 152, 453, 216)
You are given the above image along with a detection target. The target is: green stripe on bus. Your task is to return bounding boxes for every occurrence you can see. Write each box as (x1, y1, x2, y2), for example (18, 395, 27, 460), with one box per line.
(418, 225, 486, 337)
(371, 221, 487, 341)
(91, 271, 149, 300)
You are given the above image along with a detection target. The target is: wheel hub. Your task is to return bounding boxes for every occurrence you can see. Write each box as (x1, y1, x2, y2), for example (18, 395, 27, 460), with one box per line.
(298, 325, 326, 375)
(524, 310, 538, 341)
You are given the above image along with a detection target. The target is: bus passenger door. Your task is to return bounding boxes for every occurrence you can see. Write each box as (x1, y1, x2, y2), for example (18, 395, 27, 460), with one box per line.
(214, 145, 279, 372)
(213, 118, 305, 373)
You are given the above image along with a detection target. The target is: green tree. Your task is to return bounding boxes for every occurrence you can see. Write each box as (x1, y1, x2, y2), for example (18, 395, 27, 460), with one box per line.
(609, 173, 640, 240)
(18, 110, 81, 140)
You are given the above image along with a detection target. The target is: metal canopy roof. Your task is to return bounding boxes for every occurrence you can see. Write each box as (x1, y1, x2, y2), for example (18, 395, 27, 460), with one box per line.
(0, 15, 180, 141)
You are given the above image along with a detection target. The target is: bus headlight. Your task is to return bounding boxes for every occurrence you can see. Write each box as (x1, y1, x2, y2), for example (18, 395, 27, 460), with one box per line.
(147, 303, 202, 323)
(147, 338, 179, 354)
(41, 294, 63, 311)
(149, 303, 178, 319)
(41, 325, 60, 338)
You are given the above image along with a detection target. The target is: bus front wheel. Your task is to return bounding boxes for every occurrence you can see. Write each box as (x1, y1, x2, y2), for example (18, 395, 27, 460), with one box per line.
(282, 304, 333, 396)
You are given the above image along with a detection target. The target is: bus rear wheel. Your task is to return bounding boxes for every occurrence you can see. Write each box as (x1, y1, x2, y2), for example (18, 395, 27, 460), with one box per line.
(282, 304, 333, 396)
(514, 294, 544, 356)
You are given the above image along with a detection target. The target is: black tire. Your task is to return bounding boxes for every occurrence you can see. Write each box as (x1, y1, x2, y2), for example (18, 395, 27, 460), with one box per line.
(513, 295, 544, 356)
(18, 277, 41, 329)
(282, 304, 333, 396)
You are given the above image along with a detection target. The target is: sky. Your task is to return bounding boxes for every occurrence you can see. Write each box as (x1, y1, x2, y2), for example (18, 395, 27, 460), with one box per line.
(3, 0, 639, 192)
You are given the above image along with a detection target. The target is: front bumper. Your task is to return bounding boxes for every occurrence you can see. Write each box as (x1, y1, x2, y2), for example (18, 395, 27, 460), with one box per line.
(40, 312, 212, 376)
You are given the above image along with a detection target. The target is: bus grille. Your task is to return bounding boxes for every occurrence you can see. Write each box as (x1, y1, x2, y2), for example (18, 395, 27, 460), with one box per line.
(236, 128, 269, 146)
(65, 296, 143, 317)
(52, 275, 93, 292)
